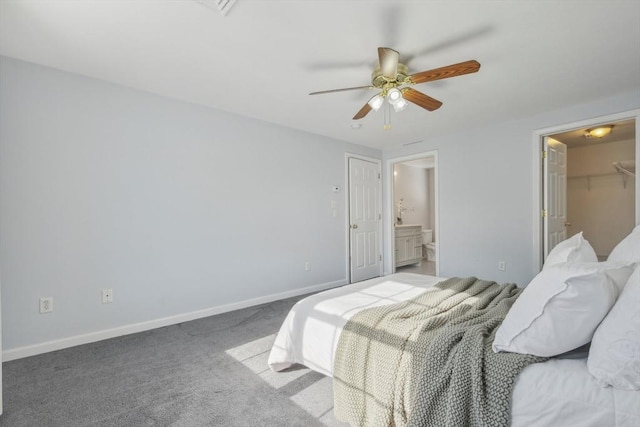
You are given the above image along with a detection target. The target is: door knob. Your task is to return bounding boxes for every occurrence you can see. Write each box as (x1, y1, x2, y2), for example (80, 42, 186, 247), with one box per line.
(351, 224, 358, 229)
(564, 221, 572, 227)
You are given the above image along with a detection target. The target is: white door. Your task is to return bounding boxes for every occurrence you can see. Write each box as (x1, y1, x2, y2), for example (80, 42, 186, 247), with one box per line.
(544, 137, 568, 259)
(349, 157, 381, 282)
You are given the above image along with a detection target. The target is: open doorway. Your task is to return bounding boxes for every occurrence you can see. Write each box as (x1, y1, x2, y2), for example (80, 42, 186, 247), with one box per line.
(533, 110, 639, 268)
(550, 119, 636, 260)
(387, 152, 439, 276)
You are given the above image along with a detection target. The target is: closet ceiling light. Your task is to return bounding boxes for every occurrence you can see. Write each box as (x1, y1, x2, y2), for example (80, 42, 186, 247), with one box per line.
(585, 125, 613, 138)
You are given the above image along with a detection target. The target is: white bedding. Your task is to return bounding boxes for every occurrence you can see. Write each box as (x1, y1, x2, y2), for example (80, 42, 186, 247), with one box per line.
(268, 273, 640, 426)
(268, 273, 444, 376)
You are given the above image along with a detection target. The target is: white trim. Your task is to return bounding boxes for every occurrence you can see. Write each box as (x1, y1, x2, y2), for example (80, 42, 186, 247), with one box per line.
(531, 109, 640, 272)
(2, 278, 346, 362)
(345, 153, 383, 283)
(385, 150, 439, 276)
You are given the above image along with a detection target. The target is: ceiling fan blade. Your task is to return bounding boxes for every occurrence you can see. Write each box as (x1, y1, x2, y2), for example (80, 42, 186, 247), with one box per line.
(401, 88, 443, 111)
(309, 85, 374, 95)
(378, 47, 399, 79)
(353, 103, 373, 120)
(407, 60, 480, 85)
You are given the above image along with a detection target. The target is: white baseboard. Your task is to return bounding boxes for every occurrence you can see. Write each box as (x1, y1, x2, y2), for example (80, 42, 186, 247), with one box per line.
(2, 278, 347, 362)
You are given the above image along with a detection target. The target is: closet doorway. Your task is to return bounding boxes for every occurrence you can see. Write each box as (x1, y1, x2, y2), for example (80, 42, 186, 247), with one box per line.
(550, 119, 636, 260)
(386, 151, 439, 276)
(533, 110, 639, 269)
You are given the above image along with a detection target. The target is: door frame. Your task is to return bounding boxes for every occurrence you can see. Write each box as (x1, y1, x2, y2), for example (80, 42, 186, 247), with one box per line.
(531, 108, 640, 272)
(345, 153, 383, 283)
(385, 150, 439, 276)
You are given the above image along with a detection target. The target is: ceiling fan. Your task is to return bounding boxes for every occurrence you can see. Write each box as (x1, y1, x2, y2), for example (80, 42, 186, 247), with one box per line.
(310, 47, 480, 122)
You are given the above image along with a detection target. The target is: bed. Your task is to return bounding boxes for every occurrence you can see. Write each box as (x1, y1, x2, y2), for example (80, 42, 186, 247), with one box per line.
(268, 270, 640, 426)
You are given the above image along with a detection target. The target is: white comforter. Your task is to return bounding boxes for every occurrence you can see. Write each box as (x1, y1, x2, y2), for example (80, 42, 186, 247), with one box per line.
(269, 273, 443, 376)
(268, 273, 640, 426)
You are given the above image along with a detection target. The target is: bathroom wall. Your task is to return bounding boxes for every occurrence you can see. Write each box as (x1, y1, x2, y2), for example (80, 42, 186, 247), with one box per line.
(393, 163, 435, 238)
(567, 138, 636, 257)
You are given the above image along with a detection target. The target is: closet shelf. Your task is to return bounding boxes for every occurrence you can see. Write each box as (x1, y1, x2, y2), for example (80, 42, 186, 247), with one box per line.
(568, 160, 635, 191)
(613, 160, 635, 178)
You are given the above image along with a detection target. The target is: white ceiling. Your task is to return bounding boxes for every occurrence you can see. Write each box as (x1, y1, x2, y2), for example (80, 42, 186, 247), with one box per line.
(1, 0, 639, 150)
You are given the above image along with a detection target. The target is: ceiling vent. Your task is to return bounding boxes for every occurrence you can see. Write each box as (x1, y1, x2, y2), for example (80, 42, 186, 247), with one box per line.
(195, 0, 238, 16)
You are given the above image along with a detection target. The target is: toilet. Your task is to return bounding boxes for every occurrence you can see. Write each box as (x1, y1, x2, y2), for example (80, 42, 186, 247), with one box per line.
(421, 229, 436, 261)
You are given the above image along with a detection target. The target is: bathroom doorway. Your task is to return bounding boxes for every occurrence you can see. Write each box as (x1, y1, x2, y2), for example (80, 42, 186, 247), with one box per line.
(387, 151, 439, 276)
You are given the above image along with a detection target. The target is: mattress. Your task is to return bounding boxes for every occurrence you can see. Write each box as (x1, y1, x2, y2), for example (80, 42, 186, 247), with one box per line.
(268, 273, 640, 426)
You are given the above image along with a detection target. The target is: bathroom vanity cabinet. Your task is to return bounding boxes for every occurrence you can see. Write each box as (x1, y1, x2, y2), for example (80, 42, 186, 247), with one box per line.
(395, 225, 422, 267)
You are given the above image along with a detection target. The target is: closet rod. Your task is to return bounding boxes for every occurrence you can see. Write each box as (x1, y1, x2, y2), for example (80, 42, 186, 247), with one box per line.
(567, 172, 618, 179)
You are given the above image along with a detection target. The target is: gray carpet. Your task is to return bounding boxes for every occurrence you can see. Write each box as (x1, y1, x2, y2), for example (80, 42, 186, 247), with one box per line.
(0, 296, 348, 426)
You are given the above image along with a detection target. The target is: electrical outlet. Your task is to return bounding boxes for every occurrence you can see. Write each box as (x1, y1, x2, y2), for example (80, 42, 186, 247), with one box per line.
(102, 289, 113, 304)
(305, 261, 311, 271)
(498, 261, 506, 271)
(39, 297, 53, 314)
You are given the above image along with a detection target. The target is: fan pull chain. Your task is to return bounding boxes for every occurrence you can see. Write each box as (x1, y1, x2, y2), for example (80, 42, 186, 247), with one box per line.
(383, 101, 392, 130)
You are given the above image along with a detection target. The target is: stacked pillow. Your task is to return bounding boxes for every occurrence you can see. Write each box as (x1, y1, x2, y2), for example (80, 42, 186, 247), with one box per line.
(493, 231, 637, 375)
(608, 225, 640, 264)
(588, 225, 640, 390)
(542, 231, 598, 268)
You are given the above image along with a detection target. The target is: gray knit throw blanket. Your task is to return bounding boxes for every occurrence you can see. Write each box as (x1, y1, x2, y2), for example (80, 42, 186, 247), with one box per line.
(333, 277, 547, 427)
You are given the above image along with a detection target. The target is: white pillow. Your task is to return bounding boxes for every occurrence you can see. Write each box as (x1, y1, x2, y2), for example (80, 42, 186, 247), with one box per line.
(588, 266, 640, 390)
(608, 225, 640, 264)
(544, 232, 597, 269)
(493, 261, 635, 357)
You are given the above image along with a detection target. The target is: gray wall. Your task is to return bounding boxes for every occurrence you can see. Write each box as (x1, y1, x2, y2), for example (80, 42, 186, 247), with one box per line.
(383, 91, 640, 284)
(0, 56, 379, 355)
(2, 54, 639, 359)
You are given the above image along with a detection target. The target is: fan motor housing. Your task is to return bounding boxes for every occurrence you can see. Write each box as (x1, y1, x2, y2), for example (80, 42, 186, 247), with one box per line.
(371, 63, 409, 88)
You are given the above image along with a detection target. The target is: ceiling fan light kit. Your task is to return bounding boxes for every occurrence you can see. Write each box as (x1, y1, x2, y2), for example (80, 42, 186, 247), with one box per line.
(392, 97, 408, 113)
(387, 88, 408, 112)
(368, 94, 385, 111)
(387, 87, 402, 103)
(310, 47, 481, 129)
